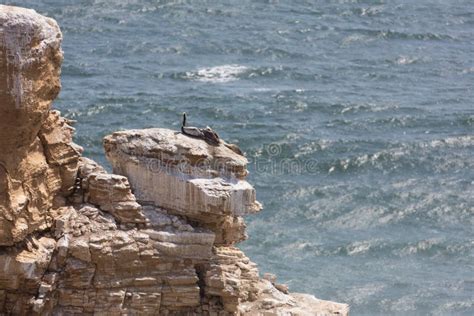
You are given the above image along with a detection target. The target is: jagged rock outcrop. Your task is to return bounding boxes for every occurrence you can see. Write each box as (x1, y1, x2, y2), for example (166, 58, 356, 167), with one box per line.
(103, 129, 261, 245)
(78, 157, 148, 225)
(103, 130, 349, 315)
(0, 5, 349, 315)
(0, 5, 80, 246)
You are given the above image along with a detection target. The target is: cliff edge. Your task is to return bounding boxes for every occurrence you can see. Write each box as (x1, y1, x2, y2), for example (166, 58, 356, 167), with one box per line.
(0, 5, 349, 315)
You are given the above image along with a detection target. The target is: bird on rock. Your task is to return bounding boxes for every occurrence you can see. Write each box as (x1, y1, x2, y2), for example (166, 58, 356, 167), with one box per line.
(181, 112, 220, 145)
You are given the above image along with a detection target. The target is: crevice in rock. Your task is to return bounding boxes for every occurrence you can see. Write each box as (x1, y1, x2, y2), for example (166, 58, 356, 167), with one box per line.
(195, 263, 208, 300)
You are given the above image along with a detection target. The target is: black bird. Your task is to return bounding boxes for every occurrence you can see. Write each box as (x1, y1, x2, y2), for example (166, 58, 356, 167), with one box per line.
(181, 112, 220, 145)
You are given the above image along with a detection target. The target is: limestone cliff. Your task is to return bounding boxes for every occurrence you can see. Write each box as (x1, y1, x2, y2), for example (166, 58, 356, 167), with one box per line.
(0, 5, 349, 315)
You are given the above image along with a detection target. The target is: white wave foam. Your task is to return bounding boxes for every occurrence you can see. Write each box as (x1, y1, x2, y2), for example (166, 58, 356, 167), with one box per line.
(427, 135, 474, 148)
(461, 67, 474, 74)
(397, 238, 441, 256)
(254, 87, 273, 92)
(395, 56, 418, 65)
(185, 64, 248, 83)
(346, 240, 374, 256)
(340, 103, 397, 114)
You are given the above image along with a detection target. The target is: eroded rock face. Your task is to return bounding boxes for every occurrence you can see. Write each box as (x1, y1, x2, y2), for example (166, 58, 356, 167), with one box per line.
(103, 128, 261, 215)
(103, 129, 349, 315)
(0, 5, 63, 153)
(79, 161, 148, 225)
(104, 129, 262, 245)
(0, 6, 79, 245)
(0, 5, 349, 315)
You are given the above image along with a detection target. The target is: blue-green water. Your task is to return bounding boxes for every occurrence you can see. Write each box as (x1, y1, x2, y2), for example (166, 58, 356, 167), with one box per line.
(8, 1, 474, 315)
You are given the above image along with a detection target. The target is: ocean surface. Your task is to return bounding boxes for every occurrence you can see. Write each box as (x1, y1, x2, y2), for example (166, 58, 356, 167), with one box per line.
(8, 1, 473, 315)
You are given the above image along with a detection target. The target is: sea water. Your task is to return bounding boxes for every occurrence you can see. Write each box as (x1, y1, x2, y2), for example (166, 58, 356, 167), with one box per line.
(7, 1, 473, 314)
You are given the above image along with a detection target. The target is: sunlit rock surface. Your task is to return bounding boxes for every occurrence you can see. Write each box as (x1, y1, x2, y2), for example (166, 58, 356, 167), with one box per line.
(0, 5, 79, 246)
(0, 5, 349, 315)
(103, 128, 349, 315)
(104, 128, 262, 245)
(103, 128, 261, 215)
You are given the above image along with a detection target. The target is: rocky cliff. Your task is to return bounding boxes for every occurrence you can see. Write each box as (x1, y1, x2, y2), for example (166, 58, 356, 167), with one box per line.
(0, 5, 349, 315)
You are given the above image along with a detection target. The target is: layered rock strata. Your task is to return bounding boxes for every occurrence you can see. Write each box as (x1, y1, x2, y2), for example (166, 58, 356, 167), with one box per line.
(0, 5, 78, 246)
(103, 129, 261, 246)
(0, 5, 349, 315)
